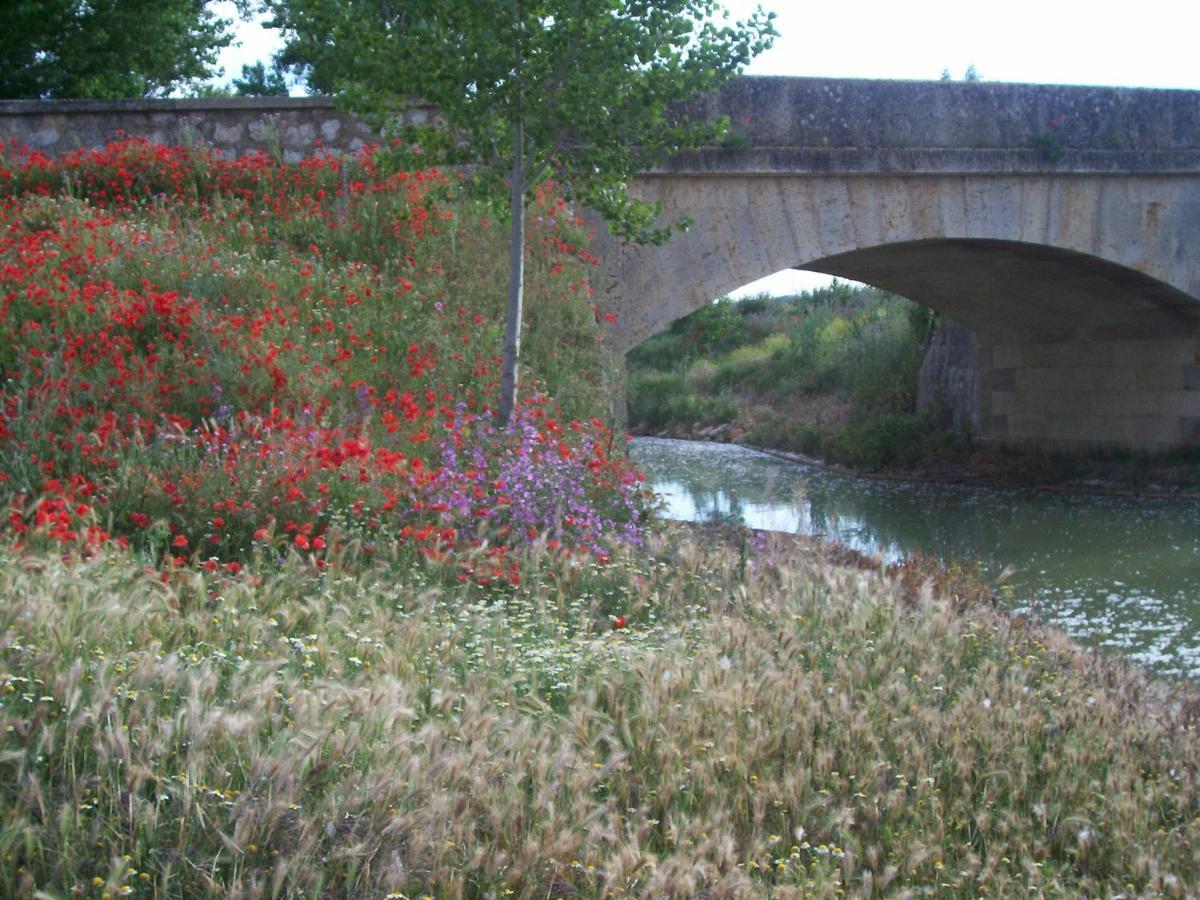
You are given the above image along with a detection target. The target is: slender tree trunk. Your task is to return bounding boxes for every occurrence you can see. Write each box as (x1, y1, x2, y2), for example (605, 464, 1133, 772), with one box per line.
(498, 118, 525, 428)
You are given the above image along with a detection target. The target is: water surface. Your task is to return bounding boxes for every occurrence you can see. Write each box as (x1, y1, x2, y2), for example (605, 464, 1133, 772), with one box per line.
(630, 437, 1200, 677)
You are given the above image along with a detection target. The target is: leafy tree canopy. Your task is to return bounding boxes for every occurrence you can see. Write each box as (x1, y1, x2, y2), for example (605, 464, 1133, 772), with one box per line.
(0, 0, 233, 99)
(233, 61, 291, 96)
(269, 0, 774, 239)
(267, 0, 775, 424)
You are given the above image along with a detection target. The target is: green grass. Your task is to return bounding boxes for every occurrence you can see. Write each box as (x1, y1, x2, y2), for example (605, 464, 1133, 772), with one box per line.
(1, 534, 1197, 897)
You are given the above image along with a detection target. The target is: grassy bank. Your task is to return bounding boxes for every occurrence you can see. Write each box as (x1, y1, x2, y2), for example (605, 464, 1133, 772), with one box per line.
(3, 140, 1198, 898)
(626, 285, 968, 470)
(2, 534, 1197, 897)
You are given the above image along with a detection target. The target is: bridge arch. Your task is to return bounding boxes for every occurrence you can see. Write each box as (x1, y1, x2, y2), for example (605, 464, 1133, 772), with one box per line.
(600, 180, 1200, 453)
(599, 173, 1200, 351)
(594, 77, 1200, 453)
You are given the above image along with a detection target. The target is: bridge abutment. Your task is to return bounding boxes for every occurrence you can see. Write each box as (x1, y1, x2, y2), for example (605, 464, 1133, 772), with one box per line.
(975, 330, 1200, 452)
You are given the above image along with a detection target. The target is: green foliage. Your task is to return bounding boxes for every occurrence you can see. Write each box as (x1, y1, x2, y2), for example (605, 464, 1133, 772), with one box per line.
(746, 409, 970, 470)
(188, 82, 234, 98)
(269, 0, 776, 241)
(629, 299, 752, 372)
(940, 64, 982, 82)
(745, 413, 826, 456)
(0, 0, 232, 98)
(826, 411, 942, 470)
(232, 60, 290, 96)
(1033, 129, 1067, 163)
(627, 370, 738, 430)
(627, 282, 973, 468)
(267, 0, 775, 424)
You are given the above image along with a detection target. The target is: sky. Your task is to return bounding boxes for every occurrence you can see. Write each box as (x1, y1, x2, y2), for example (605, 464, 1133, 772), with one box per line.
(210, 0, 1200, 298)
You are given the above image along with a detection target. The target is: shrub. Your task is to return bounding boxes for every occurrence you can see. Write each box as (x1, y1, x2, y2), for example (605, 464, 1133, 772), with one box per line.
(747, 414, 826, 456)
(626, 370, 737, 430)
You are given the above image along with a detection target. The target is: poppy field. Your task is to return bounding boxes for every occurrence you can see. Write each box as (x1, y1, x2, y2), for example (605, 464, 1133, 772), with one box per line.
(0, 137, 645, 580)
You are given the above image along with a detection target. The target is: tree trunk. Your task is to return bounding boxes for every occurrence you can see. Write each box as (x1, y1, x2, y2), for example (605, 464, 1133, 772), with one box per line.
(498, 119, 525, 428)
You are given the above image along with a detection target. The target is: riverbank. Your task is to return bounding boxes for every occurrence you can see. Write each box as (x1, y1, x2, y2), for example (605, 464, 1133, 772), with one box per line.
(625, 286, 967, 472)
(4, 137, 1198, 897)
(632, 435, 1200, 677)
(3, 528, 1198, 896)
(634, 421, 1200, 499)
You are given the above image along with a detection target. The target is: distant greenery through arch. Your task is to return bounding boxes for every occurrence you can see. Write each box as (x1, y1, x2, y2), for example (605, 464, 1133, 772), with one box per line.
(626, 282, 970, 470)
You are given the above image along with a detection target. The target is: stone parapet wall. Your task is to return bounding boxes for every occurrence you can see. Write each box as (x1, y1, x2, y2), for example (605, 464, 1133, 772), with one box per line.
(9, 76, 1200, 171)
(728, 77, 1200, 150)
(0, 97, 436, 162)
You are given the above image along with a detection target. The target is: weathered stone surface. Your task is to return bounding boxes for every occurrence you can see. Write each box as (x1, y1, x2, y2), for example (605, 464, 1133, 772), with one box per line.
(590, 78, 1200, 454)
(0, 96, 433, 159)
(918, 318, 979, 433)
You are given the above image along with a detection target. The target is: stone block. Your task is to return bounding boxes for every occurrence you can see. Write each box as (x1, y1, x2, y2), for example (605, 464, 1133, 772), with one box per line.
(987, 391, 1017, 416)
(247, 117, 280, 142)
(810, 178, 855, 257)
(776, 181, 825, 264)
(990, 343, 1022, 368)
(1181, 417, 1200, 442)
(1142, 364, 1186, 391)
(29, 127, 60, 147)
(903, 179, 942, 235)
(1018, 343, 1095, 368)
(213, 122, 243, 144)
(1111, 338, 1194, 366)
(978, 414, 1010, 438)
(284, 123, 317, 147)
(982, 367, 1016, 392)
(935, 177, 968, 236)
(845, 178, 883, 246)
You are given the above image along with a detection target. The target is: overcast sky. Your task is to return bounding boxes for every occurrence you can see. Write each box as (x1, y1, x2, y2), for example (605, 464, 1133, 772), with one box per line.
(211, 0, 1200, 296)
(721, 0, 1200, 90)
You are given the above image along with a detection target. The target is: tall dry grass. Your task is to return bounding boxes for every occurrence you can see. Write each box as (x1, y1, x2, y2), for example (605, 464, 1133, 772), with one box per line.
(1, 529, 1197, 897)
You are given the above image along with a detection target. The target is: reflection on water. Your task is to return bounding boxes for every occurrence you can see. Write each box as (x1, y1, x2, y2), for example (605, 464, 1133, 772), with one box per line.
(631, 437, 1200, 678)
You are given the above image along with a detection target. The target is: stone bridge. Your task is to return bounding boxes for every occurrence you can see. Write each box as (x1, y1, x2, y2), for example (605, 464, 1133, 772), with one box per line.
(594, 77, 1200, 453)
(5, 82, 1200, 452)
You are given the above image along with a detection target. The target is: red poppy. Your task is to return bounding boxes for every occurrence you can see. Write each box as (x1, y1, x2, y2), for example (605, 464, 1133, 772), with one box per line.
(611, 615, 628, 630)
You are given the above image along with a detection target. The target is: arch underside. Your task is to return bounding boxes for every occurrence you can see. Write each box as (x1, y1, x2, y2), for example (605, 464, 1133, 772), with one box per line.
(805, 239, 1200, 342)
(614, 237, 1200, 452)
(601, 172, 1200, 353)
(599, 172, 1200, 450)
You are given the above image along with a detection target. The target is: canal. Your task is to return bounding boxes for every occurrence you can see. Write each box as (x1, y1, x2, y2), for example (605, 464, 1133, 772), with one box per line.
(630, 437, 1200, 678)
